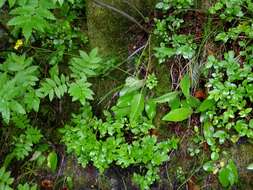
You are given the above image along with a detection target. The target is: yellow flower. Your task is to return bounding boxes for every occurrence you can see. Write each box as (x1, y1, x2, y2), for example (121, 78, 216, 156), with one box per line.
(213, 168, 219, 175)
(14, 39, 23, 50)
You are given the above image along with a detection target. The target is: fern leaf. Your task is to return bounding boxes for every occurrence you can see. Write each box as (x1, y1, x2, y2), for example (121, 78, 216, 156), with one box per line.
(12, 127, 42, 160)
(7, 1, 56, 40)
(68, 79, 94, 105)
(37, 74, 68, 101)
(69, 48, 102, 79)
(0, 167, 14, 189)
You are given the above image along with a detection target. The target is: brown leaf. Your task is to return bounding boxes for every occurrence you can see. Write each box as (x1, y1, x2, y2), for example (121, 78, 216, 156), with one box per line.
(149, 128, 159, 136)
(187, 177, 200, 190)
(41, 179, 54, 190)
(194, 90, 206, 100)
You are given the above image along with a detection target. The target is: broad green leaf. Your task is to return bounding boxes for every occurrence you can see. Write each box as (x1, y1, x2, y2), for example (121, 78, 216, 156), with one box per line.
(227, 160, 238, 184)
(0, 0, 6, 8)
(154, 91, 179, 104)
(130, 93, 144, 122)
(22, 23, 33, 40)
(187, 96, 200, 108)
(218, 167, 230, 187)
(180, 74, 190, 97)
(218, 160, 238, 187)
(197, 99, 215, 112)
(168, 96, 180, 110)
(145, 100, 156, 120)
(116, 92, 135, 107)
(113, 107, 130, 119)
(162, 107, 193, 122)
(66, 176, 73, 189)
(120, 77, 144, 96)
(181, 99, 190, 108)
(47, 151, 58, 172)
(8, 0, 15, 7)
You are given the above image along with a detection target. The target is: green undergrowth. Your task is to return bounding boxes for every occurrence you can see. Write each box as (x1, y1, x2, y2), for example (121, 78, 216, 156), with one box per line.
(0, 0, 253, 189)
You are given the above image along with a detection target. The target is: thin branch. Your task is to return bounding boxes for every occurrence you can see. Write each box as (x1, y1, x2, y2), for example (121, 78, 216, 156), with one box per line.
(93, 0, 149, 33)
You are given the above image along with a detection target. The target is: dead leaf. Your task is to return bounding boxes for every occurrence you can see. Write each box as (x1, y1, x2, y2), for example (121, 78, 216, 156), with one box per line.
(41, 179, 54, 190)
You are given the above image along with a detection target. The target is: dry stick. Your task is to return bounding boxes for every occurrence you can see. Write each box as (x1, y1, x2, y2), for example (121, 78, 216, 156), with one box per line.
(93, 0, 149, 33)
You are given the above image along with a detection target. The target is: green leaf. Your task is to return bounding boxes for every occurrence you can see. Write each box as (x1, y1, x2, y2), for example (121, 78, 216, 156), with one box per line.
(130, 93, 144, 122)
(227, 160, 238, 184)
(203, 122, 214, 138)
(211, 152, 219, 161)
(218, 160, 238, 187)
(68, 80, 94, 105)
(197, 99, 215, 112)
(37, 74, 67, 101)
(113, 107, 130, 119)
(69, 49, 102, 79)
(247, 163, 253, 170)
(145, 100, 156, 120)
(12, 127, 42, 160)
(10, 101, 26, 114)
(180, 74, 190, 97)
(17, 183, 37, 190)
(66, 176, 73, 189)
(47, 151, 58, 172)
(116, 92, 136, 107)
(219, 167, 230, 187)
(7, 3, 55, 40)
(8, 15, 28, 25)
(168, 96, 181, 110)
(187, 96, 200, 108)
(154, 91, 179, 104)
(0, 100, 10, 123)
(8, 0, 15, 7)
(162, 107, 193, 122)
(120, 77, 144, 96)
(0, 0, 6, 8)
(203, 161, 215, 172)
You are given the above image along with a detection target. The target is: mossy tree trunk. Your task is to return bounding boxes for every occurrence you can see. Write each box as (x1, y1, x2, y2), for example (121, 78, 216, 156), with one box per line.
(86, 0, 157, 56)
(86, 0, 157, 112)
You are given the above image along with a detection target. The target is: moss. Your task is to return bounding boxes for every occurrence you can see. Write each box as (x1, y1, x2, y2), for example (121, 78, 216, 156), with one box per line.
(86, 0, 157, 111)
(87, 0, 139, 57)
(229, 143, 253, 188)
(86, 0, 157, 57)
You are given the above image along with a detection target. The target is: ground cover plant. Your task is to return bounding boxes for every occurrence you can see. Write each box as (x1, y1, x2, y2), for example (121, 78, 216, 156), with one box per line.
(0, 0, 253, 189)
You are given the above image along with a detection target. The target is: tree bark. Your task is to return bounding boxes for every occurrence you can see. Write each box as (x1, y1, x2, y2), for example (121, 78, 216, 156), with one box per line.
(86, 0, 157, 56)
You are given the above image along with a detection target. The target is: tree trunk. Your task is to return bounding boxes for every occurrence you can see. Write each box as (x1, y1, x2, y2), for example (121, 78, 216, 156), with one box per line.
(86, 0, 157, 56)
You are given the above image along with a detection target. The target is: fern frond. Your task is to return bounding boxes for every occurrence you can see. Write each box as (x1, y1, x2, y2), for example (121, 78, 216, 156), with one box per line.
(68, 79, 94, 105)
(7, 1, 56, 40)
(0, 54, 39, 123)
(0, 167, 14, 190)
(17, 183, 37, 190)
(69, 48, 102, 79)
(36, 74, 68, 101)
(12, 127, 42, 160)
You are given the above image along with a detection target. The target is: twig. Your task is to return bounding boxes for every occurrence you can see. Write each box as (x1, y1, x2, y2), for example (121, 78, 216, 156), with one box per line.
(93, 0, 149, 33)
